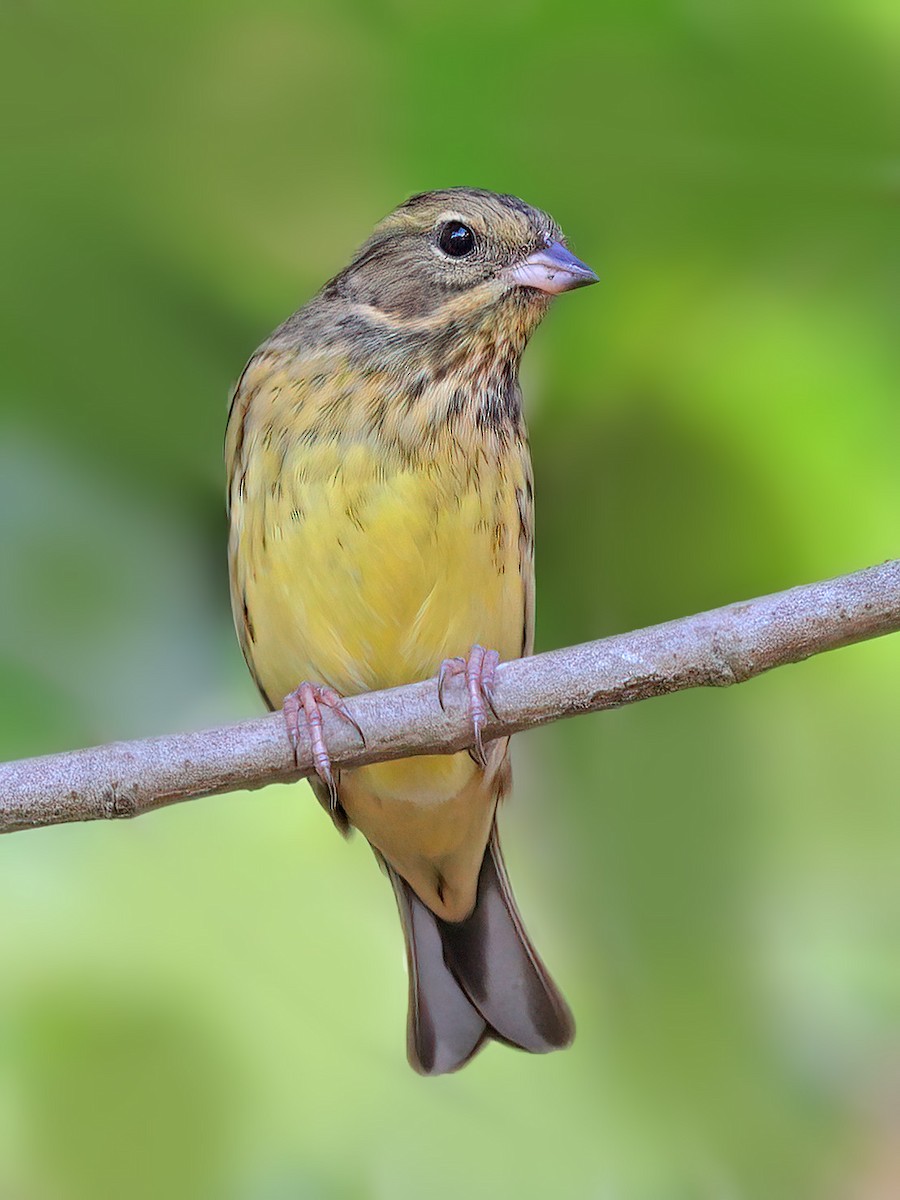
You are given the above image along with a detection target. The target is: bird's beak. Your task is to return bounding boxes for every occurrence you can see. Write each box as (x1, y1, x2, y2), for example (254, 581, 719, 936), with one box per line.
(506, 241, 599, 295)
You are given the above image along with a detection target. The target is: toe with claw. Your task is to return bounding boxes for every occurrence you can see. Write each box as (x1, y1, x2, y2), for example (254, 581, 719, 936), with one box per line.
(437, 644, 501, 767)
(283, 682, 365, 810)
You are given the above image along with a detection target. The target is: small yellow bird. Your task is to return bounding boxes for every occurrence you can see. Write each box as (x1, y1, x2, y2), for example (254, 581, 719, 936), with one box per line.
(226, 188, 597, 1073)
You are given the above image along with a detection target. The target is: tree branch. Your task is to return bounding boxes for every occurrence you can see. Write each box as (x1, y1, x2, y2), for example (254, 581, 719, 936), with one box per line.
(2, 560, 898, 836)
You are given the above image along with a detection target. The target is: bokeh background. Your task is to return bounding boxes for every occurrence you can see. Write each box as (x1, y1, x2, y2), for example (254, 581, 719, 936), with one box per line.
(1, 1, 898, 1196)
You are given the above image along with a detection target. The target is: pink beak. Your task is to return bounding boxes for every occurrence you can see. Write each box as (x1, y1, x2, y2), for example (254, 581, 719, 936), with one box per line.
(506, 240, 598, 295)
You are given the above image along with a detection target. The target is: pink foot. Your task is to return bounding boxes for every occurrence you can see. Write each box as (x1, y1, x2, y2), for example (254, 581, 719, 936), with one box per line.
(437, 645, 501, 767)
(283, 682, 364, 811)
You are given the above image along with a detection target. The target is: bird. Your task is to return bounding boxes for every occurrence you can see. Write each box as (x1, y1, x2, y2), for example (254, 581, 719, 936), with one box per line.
(225, 187, 597, 1074)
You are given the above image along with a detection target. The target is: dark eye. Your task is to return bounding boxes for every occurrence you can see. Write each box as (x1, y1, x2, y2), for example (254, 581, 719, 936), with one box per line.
(437, 221, 476, 258)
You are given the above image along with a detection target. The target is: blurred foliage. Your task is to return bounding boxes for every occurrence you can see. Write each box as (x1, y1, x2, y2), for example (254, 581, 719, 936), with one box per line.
(0, 0, 898, 1196)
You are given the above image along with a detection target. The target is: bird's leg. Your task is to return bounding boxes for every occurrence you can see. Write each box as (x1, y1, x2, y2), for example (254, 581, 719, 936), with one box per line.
(282, 683, 365, 811)
(437, 645, 501, 768)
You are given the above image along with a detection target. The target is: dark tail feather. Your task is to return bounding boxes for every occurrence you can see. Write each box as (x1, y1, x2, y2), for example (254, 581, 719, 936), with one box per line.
(389, 824, 574, 1075)
(389, 867, 489, 1075)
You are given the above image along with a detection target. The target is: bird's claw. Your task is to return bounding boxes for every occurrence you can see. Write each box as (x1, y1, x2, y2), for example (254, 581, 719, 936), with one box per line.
(437, 657, 465, 712)
(283, 682, 365, 811)
(436, 645, 501, 768)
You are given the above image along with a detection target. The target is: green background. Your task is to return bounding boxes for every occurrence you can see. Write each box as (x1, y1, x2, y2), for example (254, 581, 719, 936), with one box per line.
(1, 1, 898, 1196)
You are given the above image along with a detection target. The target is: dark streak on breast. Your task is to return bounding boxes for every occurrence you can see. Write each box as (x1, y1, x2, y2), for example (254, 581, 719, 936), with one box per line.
(515, 485, 533, 554)
(241, 591, 256, 644)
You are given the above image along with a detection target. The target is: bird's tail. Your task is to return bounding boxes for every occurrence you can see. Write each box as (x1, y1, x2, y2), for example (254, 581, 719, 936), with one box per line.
(388, 823, 575, 1075)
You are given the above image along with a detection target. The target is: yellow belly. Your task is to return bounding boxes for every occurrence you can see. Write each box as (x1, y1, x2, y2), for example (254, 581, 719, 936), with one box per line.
(235, 438, 528, 701)
(229, 406, 531, 918)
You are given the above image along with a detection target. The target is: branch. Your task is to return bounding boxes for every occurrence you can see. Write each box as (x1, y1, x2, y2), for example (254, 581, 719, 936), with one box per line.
(2, 560, 899, 836)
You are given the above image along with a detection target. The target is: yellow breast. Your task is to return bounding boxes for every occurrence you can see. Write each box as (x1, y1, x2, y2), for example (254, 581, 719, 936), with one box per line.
(227, 340, 534, 916)
(228, 357, 532, 707)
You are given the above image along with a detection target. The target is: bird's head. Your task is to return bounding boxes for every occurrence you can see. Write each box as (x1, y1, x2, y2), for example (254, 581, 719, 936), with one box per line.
(325, 188, 597, 344)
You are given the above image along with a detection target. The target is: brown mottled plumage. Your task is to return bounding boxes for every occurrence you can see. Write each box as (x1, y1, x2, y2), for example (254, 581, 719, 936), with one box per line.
(226, 188, 596, 1073)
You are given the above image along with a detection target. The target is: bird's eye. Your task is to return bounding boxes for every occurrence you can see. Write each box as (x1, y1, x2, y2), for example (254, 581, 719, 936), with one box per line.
(437, 221, 476, 258)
